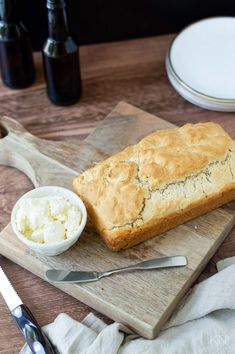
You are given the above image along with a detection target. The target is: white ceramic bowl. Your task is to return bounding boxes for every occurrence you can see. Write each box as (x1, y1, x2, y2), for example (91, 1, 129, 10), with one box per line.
(11, 186, 87, 256)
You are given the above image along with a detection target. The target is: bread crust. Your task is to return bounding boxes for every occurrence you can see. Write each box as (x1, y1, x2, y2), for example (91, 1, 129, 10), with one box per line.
(73, 122, 235, 251)
(99, 184, 235, 250)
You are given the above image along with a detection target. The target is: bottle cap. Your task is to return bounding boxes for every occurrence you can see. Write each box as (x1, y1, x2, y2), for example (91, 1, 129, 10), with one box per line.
(46, 0, 65, 10)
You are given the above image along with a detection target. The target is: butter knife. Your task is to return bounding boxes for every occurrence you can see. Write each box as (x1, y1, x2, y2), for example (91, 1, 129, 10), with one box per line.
(0, 267, 55, 354)
(46, 255, 187, 283)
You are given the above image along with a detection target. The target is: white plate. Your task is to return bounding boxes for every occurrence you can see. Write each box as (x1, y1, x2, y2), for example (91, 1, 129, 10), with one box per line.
(166, 17, 235, 111)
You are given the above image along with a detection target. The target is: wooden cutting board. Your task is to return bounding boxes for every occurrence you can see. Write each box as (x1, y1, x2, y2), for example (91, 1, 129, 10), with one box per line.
(0, 101, 235, 339)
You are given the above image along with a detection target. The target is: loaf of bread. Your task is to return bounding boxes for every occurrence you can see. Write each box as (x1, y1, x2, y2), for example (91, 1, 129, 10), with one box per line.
(73, 122, 235, 251)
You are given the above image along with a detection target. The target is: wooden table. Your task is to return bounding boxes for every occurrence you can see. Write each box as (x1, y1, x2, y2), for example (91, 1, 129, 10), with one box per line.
(0, 34, 235, 353)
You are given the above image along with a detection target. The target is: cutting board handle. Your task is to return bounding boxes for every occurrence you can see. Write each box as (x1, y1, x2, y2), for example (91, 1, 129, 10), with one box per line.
(0, 116, 42, 186)
(0, 115, 28, 137)
(0, 116, 97, 189)
(0, 116, 79, 188)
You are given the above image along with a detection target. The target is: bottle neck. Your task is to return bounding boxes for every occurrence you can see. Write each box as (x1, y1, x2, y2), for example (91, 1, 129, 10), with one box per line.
(0, 0, 18, 22)
(47, 0, 69, 41)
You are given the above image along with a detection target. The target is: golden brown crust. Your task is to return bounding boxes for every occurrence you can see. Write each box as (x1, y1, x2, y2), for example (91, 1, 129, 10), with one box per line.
(100, 184, 235, 250)
(73, 122, 235, 251)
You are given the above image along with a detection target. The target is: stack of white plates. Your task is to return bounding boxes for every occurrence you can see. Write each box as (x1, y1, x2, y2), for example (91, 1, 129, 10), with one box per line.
(166, 17, 235, 111)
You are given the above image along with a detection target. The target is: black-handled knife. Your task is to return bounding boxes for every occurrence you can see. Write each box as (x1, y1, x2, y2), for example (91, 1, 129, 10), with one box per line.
(0, 267, 56, 354)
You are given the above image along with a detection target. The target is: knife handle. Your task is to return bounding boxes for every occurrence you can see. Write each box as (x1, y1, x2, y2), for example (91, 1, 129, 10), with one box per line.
(11, 304, 56, 354)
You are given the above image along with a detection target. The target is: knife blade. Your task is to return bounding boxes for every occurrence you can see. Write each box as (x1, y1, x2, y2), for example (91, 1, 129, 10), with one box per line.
(46, 255, 188, 284)
(0, 267, 56, 354)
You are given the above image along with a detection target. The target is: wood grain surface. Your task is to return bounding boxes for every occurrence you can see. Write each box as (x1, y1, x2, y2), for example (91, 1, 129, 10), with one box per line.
(0, 34, 235, 352)
(3, 102, 234, 339)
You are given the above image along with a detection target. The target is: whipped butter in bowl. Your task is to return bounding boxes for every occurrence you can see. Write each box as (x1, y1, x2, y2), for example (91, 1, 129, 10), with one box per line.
(11, 186, 87, 256)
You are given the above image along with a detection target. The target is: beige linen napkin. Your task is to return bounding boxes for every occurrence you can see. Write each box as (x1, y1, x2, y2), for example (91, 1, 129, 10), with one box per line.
(21, 258, 235, 354)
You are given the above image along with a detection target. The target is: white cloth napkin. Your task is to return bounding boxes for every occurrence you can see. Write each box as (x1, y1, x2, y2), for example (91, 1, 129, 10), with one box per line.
(21, 257, 235, 354)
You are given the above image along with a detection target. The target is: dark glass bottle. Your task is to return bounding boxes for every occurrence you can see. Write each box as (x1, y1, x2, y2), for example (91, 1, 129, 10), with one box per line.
(0, 0, 35, 89)
(43, 0, 82, 106)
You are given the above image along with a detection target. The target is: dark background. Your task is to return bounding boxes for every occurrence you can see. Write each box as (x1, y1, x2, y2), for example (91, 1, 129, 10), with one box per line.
(19, 1, 235, 50)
